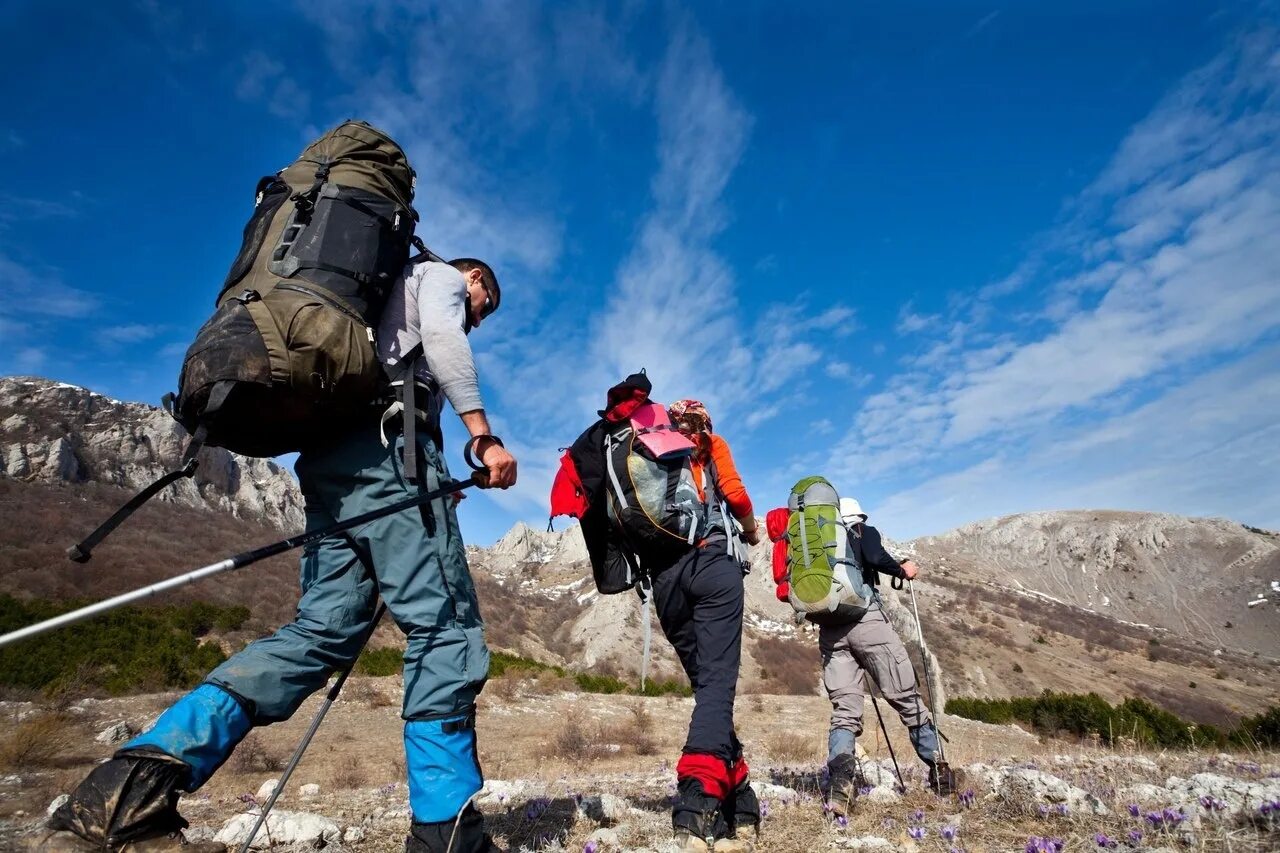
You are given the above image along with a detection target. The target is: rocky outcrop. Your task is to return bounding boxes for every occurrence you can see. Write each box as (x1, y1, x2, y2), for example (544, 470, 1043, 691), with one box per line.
(0, 377, 302, 530)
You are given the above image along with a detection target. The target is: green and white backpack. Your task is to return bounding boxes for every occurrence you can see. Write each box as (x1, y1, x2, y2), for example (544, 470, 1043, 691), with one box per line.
(783, 476, 874, 624)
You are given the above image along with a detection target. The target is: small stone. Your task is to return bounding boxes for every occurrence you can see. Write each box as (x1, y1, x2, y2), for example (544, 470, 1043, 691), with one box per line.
(752, 782, 800, 802)
(343, 826, 366, 843)
(46, 794, 69, 818)
(95, 721, 135, 745)
(861, 786, 901, 804)
(578, 793, 630, 823)
(588, 827, 622, 848)
(256, 779, 279, 801)
(299, 783, 321, 799)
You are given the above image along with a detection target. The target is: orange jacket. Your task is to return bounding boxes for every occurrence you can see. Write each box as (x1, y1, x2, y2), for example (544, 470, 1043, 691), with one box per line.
(690, 433, 754, 521)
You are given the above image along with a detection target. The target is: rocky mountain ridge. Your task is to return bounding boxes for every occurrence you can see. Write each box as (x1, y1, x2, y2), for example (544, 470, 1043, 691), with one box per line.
(2, 375, 1276, 722)
(0, 377, 303, 530)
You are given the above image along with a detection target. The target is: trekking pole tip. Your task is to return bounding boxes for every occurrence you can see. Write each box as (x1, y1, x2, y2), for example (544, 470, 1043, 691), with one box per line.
(66, 544, 92, 563)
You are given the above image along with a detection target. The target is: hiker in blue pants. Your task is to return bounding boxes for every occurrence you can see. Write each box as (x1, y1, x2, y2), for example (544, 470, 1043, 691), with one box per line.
(43, 258, 517, 853)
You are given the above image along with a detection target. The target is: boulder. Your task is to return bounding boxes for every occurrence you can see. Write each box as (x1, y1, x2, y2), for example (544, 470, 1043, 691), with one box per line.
(967, 764, 1108, 815)
(577, 793, 631, 823)
(214, 810, 340, 849)
(94, 722, 135, 746)
(45, 794, 69, 819)
(1164, 772, 1280, 815)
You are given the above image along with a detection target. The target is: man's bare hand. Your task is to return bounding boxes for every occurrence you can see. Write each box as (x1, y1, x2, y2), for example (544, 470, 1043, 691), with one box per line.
(477, 441, 517, 489)
(901, 559, 920, 580)
(742, 525, 763, 547)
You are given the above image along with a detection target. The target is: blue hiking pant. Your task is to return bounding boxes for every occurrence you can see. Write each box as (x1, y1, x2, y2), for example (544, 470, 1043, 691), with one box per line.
(124, 426, 489, 822)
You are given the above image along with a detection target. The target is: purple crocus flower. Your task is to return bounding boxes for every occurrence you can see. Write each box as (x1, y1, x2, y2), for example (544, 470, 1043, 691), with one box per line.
(1127, 803, 1140, 817)
(760, 800, 769, 818)
(1053, 803, 1069, 816)
(911, 808, 925, 823)
(583, 842, 599, 853)
(941, 825, 958, 840)
(1127, 829, 1143, 844)
(1037, 804, 1051, 817)
(1260, 800, 1274, 816)
(858, 785, 874, 796)
(1162, 807, 1186, 826)
(908, 826, 927, 840)
(959, 788, 976, 808)
(1094, 833, 1116, 848)
(837, 815, 848, 828)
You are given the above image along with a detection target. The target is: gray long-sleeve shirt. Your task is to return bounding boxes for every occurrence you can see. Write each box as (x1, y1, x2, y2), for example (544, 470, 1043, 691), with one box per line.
(377, 261, 485, 426)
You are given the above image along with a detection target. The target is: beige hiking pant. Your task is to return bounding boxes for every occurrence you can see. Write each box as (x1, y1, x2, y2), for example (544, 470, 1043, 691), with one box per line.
(819, 607, 931, 738)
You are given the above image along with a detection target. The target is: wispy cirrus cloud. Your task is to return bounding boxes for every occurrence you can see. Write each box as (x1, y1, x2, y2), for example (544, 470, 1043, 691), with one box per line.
(830, 29, 1280, 535)
(0, 250, 100, 375)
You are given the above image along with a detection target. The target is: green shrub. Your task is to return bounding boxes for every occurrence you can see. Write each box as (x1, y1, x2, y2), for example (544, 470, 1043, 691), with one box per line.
(0, 595, 245, 695)
(356, 646, 404, 677)
(947, 691, 1277, 749)
(1231, 706, 1280, 748)
(487, 649, 689, 697)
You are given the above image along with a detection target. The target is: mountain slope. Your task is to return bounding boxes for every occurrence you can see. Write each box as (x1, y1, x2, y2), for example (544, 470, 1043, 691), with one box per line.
(1, 376, 1275, 725)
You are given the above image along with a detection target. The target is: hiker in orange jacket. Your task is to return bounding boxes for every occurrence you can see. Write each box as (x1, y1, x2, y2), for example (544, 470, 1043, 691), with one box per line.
(658, 399, 761, 852)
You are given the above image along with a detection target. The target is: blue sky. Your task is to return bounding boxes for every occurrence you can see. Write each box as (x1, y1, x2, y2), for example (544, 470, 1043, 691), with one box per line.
(2, 1, 1278, 545)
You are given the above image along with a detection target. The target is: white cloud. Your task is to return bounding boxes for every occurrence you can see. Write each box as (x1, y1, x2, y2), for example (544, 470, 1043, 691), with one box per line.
(15, 347, 46, 373)
(872, 345, 1280, 536)
(98, 324, 165, 348)
(896, 302, 938, 335)
(235, 51, 311, 121)
(830, 30, 1280, 492)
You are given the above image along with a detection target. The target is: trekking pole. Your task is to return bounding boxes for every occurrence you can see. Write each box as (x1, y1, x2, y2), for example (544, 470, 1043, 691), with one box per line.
(865, 672, 906, 792)
(908, 579, 947, 763)
(0, 474, 482, 649)
(238, 600, 389, 853)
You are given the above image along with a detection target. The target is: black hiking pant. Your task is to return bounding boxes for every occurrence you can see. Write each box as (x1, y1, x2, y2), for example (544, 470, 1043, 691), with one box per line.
(651, 542, 746, 762)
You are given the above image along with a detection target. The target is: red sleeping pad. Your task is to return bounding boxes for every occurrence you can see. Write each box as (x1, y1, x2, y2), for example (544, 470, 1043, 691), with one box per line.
(766, 507, 790, 601)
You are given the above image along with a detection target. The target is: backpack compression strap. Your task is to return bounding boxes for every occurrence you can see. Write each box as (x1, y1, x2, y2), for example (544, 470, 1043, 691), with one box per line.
(381, 343, 426, 482)
(65, 381, 232, 562)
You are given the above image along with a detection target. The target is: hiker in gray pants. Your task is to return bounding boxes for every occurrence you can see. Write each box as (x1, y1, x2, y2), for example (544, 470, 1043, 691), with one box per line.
(824, 498, 951, 814)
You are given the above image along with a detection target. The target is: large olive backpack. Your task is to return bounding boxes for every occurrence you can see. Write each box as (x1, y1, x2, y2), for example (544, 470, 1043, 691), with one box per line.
(68, 121, 421, 562)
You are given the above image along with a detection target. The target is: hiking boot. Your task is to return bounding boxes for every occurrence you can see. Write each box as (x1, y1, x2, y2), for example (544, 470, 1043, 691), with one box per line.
(713, 827, 756, 852)
(719, 774, 759, 843)
(928, 761, 959, 796)
(26, 829, 224, 852)
(405, 806, 501, 853)
(826, 752, 863, 818)
(672, 777, 727, 853)
(41, 752, 200, 852)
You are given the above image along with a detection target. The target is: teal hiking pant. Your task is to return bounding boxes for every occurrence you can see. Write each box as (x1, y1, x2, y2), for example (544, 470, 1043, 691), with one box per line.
(123, 425, 490, 820)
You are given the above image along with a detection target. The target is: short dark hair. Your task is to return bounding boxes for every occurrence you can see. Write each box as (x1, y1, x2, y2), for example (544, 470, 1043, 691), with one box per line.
(449, 258, 501, 313)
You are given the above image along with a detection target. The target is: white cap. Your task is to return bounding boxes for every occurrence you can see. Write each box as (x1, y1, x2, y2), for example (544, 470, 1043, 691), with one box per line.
(839, 497, 867, 524)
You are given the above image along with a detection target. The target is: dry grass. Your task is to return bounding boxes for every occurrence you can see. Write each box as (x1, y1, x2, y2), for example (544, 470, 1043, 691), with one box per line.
(329, 753, 368, 789)
(0, 711, 77, 771)
(229, 732, 284, 774)
(753, 636, 819, 696)
(763, 730, 824, 765)
(346, 679, 395, 710)
(550, 709, 605, 761)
